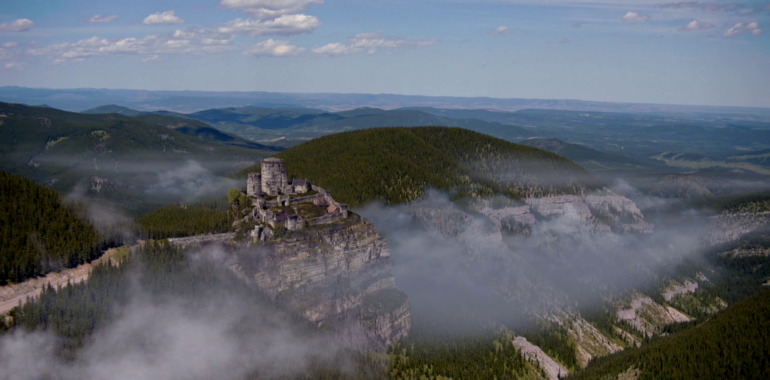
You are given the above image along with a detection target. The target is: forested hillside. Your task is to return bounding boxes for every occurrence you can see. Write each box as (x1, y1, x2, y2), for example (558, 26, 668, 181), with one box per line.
(6, 241, 389, 378)
(0, 102, 278, 214)
(137, 201, 235, 239)
(571, 289, 770, 380)
(239, 127, 597, 207)
(0, 171, 101, 285)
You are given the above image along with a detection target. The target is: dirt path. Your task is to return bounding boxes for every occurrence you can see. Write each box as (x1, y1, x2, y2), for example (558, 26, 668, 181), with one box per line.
(0, 247, 124, 315)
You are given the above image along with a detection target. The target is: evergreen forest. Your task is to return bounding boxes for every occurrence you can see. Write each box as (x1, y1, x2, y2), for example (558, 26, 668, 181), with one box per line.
(0, 170, 103, 285)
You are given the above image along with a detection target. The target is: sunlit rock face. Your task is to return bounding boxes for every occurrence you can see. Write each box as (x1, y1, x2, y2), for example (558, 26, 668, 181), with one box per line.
(229, 217, 410, 352)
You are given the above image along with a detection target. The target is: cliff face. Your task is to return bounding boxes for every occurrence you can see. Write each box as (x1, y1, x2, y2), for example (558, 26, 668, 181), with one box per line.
(228, 216, 410, 352)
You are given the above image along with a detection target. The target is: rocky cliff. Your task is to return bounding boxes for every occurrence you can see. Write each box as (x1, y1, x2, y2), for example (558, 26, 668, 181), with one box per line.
(220, 215, 410, 352)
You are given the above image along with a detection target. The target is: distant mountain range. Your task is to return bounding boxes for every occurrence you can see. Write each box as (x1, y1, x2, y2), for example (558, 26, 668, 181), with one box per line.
(3, 86, 770, 117)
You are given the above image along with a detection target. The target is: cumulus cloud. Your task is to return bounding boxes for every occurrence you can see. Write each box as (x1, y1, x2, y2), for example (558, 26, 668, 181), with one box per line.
(27, 28, 236, 64)
(679, 19, 714, 31)
(2, 42, 17, 48)
(313, 31, 438, 56)
(88, 15, 119, 23)
(218, 0, 324, 20)
(143, 10, 185, 25)
(217, 14, 320, 36)
(622, 11, 651, 22)
(489, 26, 511, 36)
(142, 54, 161, 62)
(0, 19, 34, 32)
(724, 22, 762, 37)
(244, 39, 305, 56)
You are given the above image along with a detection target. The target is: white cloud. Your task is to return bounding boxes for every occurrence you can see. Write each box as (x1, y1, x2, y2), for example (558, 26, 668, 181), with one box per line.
(622, 11, 651, 21)
(143, 11, 185, 25)
(2, 42, 18, 48)
(311, 42, 352, 56)
(723, 22, 762, 37)
(3, 61, 23, 69)
(678, 19, 714, 31)
(313, 32, 438, 57)
(27, 28, 237, 64)
(244, 39, 305, 56)
(142, 55, 161, 62)
(489, 26, 510, 36)
(89, 15, 119, 23)
(0, 19, 35, 32)
(218, 0, 324, 20)
(217, 14, 320, 36)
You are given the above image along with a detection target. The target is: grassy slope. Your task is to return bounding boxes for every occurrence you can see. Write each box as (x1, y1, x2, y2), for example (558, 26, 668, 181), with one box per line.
(571, 289, 770, 380)
(239, 127, 597, 207)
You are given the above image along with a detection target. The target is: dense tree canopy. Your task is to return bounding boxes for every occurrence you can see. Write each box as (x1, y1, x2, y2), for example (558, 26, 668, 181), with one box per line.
(0, 170, 102, 285)
(239, 127, 598, 207)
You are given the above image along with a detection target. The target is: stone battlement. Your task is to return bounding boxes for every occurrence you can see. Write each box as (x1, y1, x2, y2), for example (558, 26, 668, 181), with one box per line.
(243, 158, 349, 239)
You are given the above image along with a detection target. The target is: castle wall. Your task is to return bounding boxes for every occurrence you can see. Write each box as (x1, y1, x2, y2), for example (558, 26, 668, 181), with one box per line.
(247, 173, 262, 197)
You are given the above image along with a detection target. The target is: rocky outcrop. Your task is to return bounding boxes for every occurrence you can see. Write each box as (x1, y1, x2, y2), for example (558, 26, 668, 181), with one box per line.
(479, 194, 654, 236)
(563, 316, 623, 368)
(662, 280, 698, 302)
(513, 336, 569, 380)
(616, 294, 691, 338)
(167, 233, 236, 250)
(705, 212, 770, 246)
(227, 217, 410, 352)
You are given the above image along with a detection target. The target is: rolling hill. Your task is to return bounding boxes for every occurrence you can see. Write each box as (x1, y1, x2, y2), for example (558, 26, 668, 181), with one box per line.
(521, 138, 653, 171)
(239, 127, 597, 207)
(82, 104, 142, 116)
(0, 102, 277, 213)
(82, 107, 279, 150)
(182, 106, 534, 147)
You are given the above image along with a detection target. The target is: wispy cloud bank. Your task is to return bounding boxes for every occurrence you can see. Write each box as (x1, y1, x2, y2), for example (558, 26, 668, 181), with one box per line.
(218, 0, 325, 20)
(314, 32, 437, 56)
(679, 19, 714, 31)
(88, 15, 119, 23)
(244, 39, 305, 56)
(724, 21, 762, 37)
(217, 14, 321, 36)
(27, 28, 236, 64)
(489, 26, 511, 36)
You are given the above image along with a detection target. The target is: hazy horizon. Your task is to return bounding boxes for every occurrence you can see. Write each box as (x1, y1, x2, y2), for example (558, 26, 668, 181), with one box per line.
(0, 1, 768, 108)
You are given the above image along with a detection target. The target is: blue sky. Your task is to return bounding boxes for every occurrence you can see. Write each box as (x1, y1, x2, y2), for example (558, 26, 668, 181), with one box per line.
(0, 0, 768, 107)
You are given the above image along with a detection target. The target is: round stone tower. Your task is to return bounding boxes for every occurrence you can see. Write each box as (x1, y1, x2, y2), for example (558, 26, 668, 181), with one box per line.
(261, 158, 288, 195)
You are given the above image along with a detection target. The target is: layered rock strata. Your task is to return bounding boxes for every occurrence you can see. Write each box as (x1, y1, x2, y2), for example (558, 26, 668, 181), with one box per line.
(226, 217, 410, 352)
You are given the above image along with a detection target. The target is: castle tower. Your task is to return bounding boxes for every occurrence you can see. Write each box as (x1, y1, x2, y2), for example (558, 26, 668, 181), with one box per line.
(247, 173, 262, 197)
(261, 158, 288, 195)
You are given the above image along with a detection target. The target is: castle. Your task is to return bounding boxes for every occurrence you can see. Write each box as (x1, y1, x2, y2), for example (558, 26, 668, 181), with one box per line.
(245, 158, 349, 241)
